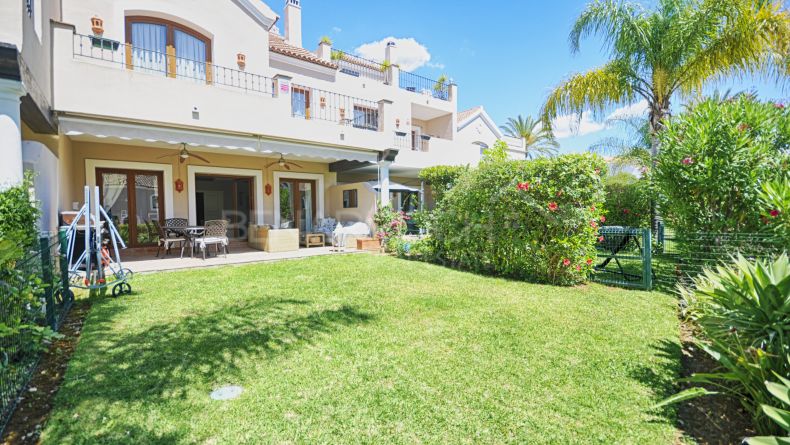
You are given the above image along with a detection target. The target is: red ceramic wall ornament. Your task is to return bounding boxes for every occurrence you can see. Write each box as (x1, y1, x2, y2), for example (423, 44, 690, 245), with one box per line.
(265, 183, 272, 196)
(175, 178, 184, 193)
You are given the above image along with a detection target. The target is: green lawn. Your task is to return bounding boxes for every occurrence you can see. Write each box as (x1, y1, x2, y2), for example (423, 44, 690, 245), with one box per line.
(42, 254, 681, 444)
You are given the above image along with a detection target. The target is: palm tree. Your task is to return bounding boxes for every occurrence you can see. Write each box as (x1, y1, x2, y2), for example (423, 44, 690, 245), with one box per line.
(500, 115, 560, 159)
(589, 116, 652, 169)
(541, 0, 789, 159)
(542, 0, 789, 228)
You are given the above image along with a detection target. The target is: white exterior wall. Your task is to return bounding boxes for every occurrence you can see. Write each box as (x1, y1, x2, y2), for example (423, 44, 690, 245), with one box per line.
(53, 0, 457, 161)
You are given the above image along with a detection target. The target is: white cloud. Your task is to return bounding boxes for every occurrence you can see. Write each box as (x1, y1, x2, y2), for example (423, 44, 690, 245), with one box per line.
(332, 26, 342, 33)
(551, 100, 650, 139)
(607, 99, 649, 120)
(354, 37, 432, 72)
(426, 61, 446, 70)
(552, 112, 607, 139)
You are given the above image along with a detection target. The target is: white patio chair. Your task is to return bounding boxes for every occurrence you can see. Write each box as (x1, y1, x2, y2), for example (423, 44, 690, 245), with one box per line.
(194, 219, 229, 259)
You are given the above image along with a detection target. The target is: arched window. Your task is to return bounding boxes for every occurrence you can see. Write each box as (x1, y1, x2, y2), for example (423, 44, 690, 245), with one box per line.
(125, 16, 212, 82)
(473, 141, 489, 156)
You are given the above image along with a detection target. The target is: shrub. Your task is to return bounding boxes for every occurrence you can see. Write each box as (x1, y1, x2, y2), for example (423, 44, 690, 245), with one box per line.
(668, 254, 790, 434)
(389, 236, 437, 262)
(418, 165, 468, 205)
(759, 175, 790, 247)
(747, 376, 790, 444)
(0, 172, 40, 254)
(603, 172, 651, 227)
(653, 96, 790, 235)
(373, 203, 408, 247)
(431, 154, 606, 285)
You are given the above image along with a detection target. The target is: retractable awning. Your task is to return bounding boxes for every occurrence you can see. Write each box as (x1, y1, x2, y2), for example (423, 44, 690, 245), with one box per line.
(59, 117, 380, 164)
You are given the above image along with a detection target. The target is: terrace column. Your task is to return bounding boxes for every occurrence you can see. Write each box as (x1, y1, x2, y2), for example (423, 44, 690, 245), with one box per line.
(379, 161, 391, 206)
(0, 78, 25, 190)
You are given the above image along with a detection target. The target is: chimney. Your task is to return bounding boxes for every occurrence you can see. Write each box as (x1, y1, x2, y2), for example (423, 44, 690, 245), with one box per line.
(284, 0, 302, 48)
(385, 41, 397, 65)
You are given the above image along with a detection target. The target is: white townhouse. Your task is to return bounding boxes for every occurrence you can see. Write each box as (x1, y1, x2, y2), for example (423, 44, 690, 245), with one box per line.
(0, 0, 523, 251)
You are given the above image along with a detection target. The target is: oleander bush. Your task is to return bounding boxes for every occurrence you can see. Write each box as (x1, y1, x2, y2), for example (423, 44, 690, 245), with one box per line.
(431, 154, 606, 285)
(759, 175, 790, 247)
(603, 172, 651, 227)
(653, 96, 790, 235)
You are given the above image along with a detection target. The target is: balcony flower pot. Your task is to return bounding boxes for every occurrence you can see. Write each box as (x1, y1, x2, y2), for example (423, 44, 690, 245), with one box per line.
(91, 16, 104, 35)
(237, 53, 246, 70)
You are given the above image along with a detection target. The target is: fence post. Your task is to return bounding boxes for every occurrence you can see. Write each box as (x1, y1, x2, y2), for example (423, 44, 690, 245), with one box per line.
(657, 221, 665, 254)
(58, 228, 71, 304)
(642, 228, 653, 291)
(39, 236, 56, 330)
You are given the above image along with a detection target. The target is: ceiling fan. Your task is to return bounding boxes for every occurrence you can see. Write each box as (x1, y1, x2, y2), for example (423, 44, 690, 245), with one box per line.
(157, 143, 211, 164)
(265, 153, 302, 170)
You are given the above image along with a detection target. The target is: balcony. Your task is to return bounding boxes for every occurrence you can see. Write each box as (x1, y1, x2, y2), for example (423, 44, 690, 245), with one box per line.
(72, 34, 274, 96)
(290, 84, 379, 132)
(399, 71, 450, 101)
(332, 49, 389, 84)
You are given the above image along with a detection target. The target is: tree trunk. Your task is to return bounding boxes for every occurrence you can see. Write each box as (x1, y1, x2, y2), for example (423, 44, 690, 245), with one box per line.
(648, 100, 669, 232)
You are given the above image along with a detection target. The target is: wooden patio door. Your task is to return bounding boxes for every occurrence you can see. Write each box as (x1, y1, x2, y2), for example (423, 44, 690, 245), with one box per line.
(96, 168, 165, 247)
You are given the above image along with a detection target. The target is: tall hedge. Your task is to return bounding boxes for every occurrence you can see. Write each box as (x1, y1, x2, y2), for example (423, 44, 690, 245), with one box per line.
(418, 165, 468, 205)
(432, 154, 606, 285)
(603, 173, 651, 227)
(654, 96, 790, 234)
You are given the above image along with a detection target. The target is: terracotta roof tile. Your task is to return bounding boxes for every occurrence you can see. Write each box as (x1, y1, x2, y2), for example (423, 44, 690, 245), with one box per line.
(269, 33, 338, 69)
(457, 106, 482, 123)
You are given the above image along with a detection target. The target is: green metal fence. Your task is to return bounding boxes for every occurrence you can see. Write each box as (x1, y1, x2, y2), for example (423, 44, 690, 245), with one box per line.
(593, 227, 653, 290)
(652, 229, 784, 291)
(592, 226, 785, 291)
(0, 231, 73, 433)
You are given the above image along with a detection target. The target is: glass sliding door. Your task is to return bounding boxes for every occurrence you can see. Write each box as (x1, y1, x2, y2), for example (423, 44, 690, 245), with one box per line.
(279, 179, 317, 237)
(97, 169, 164, 248)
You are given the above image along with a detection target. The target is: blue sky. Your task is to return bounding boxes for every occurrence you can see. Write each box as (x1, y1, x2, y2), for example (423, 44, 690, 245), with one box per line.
(292, 0, 787, 154)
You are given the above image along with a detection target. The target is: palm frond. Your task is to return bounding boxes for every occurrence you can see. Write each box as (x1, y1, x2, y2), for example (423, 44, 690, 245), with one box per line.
(541, 60, 639, 126)
(674, 0, 790, 97)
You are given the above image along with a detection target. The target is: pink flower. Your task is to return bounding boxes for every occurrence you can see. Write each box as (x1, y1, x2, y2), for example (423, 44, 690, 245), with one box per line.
(598, 236, 605, 243)
(590, 206, 596, 212)
(682, 157, 694, 165)
(770, 209, 780, 218)
(562, 258, 571, 267)
(576, 265, 582, 272)
(600, 215, 606, 223)
(517, 182, 531, 191)
(590, 221, 598, 229)
(775, 103, 785, 109)
(548, 202, 558, 212)
(586, 258, 594, 266)
(623, 208, 631, 214)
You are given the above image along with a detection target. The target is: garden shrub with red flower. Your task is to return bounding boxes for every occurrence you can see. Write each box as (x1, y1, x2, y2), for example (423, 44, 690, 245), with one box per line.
(603, 172, 651, 227)
(653, 96, 790, 235)
(431, 154, 606, 285)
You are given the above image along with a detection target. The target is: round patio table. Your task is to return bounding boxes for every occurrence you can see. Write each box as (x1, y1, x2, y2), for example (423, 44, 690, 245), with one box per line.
(176, 226, 204, 258)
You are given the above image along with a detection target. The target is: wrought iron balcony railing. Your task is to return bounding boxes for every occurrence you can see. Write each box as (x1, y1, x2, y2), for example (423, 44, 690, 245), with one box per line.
(290, 84, 379, 131)
(72, 33, 274, 96)
(399, 71, 450, 101)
